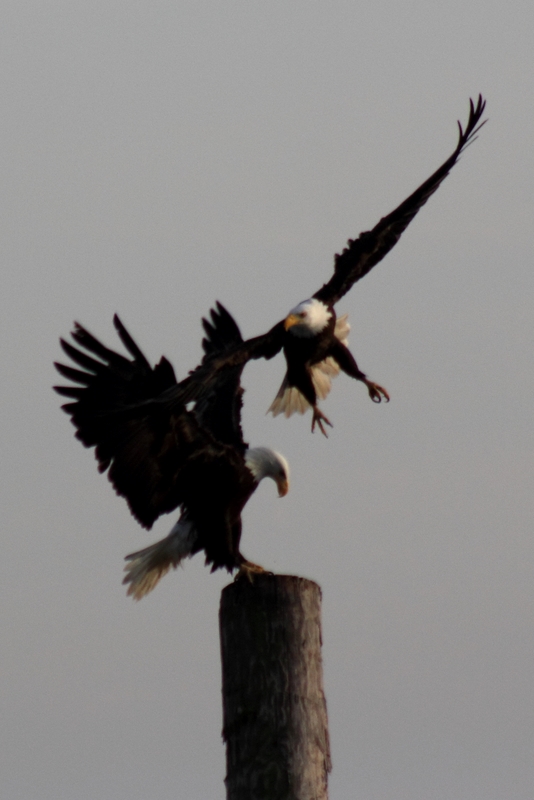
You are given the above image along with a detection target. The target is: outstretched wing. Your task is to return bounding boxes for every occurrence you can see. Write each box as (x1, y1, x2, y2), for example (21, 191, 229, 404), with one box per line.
(54, 316, 226, 529)
(314, 95, 487, 306)
(194, 302, 249, 450)
(55, 315, 178, 463)
(162, 317, 286, 409)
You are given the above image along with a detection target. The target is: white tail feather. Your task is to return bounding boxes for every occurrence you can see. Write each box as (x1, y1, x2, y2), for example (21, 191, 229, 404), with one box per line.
(123, 517, 196, 600)
(268, 378, 311, 417)
(268, 314, 351, 418)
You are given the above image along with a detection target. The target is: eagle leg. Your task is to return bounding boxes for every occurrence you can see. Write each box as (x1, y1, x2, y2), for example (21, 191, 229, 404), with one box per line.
(328, 340, 389, 405)
(234, 559, 271, 583)
(311, 406, 333, 437)
(365, 380, 390, 403)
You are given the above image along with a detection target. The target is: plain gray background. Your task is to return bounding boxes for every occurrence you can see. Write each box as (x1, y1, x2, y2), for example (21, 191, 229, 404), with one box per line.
(2, 2, 533, 798)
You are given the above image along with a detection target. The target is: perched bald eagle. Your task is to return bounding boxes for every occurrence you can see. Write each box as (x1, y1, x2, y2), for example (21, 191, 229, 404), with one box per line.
(172, 96, 486, 435)
(54, 304, 289, 598)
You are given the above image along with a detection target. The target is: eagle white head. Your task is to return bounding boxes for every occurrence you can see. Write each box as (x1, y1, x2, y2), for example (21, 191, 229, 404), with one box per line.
(283, 298, 332, 338)
(245, 447, 290, 497)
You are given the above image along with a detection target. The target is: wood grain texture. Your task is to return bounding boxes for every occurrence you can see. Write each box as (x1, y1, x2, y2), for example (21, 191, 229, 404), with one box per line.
(220, 574, 331, 800)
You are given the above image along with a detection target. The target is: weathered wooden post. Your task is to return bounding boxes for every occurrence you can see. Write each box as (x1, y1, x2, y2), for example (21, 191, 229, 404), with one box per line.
(219, 574, 331, 800)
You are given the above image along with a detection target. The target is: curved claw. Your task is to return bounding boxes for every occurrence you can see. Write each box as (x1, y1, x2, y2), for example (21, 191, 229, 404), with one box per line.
(311, 407, 333, 437)
(366, 381, 390, 403)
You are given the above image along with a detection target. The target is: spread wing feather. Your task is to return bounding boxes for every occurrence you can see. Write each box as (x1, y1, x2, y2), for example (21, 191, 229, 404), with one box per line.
(194, 302, 250, 450)
(163, 319, 286, 408)
(54, 309, 247, 529)
(314, 95, 486, 306)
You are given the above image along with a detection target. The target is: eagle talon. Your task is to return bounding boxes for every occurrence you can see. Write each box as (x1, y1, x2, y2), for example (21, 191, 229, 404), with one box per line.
(311, 408, 333, 437)
(235, 560, 268, 583)
(366, 381, 390, 403)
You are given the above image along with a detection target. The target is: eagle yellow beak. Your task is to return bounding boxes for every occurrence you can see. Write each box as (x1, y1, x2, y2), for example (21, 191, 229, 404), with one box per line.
(277, 476, 290, 497)
(284, 314, 301, 331)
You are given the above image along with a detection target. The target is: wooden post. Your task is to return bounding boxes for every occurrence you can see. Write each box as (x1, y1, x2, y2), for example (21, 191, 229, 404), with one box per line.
(219, 574, 331, 800)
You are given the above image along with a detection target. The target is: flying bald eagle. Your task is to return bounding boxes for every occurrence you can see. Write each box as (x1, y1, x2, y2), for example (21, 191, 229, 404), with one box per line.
(171, 96, 486, 435)
(54, 304, 290, 598)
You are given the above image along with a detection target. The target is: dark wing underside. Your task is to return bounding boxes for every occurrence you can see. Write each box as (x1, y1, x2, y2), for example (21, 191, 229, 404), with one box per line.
(54, 311, 249, 529)
(55, 315, 178, 471)
(314, 95, 486, 306)
(195, 302, 249, 449)
(159, 317, 286, 410)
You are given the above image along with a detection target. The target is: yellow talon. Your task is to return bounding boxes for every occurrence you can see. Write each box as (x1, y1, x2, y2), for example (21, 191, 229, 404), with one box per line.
(234, 560, 269, 583)
(311, 407, 333, 437)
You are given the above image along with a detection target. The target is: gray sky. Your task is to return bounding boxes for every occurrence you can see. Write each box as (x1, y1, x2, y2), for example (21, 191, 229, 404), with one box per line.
(1, 2, 533, 798)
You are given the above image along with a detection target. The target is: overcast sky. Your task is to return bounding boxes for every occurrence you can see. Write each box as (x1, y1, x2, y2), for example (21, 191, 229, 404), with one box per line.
(1, 2, 533, 798)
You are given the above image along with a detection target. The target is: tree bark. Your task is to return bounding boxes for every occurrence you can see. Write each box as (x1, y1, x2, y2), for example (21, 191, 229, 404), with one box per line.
(219, 574, 331, 800)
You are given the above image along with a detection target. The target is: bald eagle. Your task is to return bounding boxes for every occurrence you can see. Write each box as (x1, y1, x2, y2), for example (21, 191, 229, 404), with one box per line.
(54, 304, 289, 598)
(172, 96, 486, 435)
